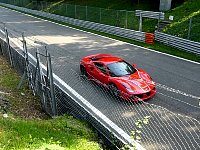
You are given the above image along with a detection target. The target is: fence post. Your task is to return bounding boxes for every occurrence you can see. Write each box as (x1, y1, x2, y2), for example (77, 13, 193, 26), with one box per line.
(17, 33, 35, 95)
(100, 8, 102, 23)
(139, 12, 142, 31)
(125, 11, 128, 28)
(116, 10, 119, 27)
(40, 1, 43, 11)
(187, 17, 192, 40)
(0, 43, 3, 55)
(86, 6, 87, 20)
(45, 1, 48, 11)
(65, 4, 67, 15)
(47, 53, 57, 116)
(75, 5, 76, 18)
(35, 49, 46, 110)
(5, 28, 13, 67)
(0, 23, 6, 55)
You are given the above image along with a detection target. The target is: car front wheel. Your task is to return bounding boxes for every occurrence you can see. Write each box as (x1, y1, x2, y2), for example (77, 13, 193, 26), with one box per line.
(109, 84, 120, 97)
(80, 65, 88, 78)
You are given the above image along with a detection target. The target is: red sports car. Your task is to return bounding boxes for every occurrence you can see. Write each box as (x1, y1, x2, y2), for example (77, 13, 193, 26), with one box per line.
(80, 54, 156, 101)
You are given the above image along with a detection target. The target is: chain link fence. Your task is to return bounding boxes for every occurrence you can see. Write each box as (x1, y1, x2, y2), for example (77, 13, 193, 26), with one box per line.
(0, 0, 144, 31)
(163, 13, 200, 42)
(0, 22, 57, 116)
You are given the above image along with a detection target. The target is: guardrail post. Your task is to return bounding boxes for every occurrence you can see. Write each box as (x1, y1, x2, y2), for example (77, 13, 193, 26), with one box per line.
(187, 17, 192, 40)
(139, 13, 142, 31)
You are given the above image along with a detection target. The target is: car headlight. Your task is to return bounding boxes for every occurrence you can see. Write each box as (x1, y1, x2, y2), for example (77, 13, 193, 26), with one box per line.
(141, 74, 155, 85)
(121, 82, 135, 93)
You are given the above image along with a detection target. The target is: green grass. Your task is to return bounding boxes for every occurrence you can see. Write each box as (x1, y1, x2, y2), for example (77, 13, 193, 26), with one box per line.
(0, 115, 100, 150)
(164, 0, 200, 42)
(0, 67, 20, 89)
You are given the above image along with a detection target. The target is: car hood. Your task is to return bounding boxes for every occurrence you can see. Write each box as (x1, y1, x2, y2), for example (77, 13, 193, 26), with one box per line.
(116, 71, 155, 93)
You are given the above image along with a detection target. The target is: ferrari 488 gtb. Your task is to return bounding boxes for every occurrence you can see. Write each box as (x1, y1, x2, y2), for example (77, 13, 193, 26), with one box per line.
(80, 54, 156, 101)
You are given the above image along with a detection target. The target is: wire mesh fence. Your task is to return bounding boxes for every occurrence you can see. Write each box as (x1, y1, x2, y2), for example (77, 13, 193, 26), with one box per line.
(0, 0, 145, 31)
(1, 20, 200, 149)
(163, 14, 200, 42)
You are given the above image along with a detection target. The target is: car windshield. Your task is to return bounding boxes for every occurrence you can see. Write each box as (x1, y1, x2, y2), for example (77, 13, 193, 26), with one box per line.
(107, 61, 136, 77)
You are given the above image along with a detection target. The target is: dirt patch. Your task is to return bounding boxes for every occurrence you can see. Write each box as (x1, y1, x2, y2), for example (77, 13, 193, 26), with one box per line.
(0, 96, 9, 113)
(0, 55, 49, 119)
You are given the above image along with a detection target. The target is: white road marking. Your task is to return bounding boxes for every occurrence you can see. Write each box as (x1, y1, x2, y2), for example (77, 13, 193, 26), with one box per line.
(156, 83, 200, 100)
(157, 91, 200, 109)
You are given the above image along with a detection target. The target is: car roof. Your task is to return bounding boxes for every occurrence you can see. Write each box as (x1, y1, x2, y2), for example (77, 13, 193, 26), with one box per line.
(92, 56, 123, 65)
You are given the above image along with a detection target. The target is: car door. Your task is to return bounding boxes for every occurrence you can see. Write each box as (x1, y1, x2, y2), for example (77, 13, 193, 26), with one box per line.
(91, 62, 109, 85)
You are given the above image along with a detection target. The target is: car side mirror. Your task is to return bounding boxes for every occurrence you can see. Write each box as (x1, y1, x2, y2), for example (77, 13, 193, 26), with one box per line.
(132, 64, 137, 68)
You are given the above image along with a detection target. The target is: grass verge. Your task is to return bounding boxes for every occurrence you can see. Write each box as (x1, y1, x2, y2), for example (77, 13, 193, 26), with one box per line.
(0, 115, 100, 150)
(164, 0, 200, 42)
(0, 55, 101, 150)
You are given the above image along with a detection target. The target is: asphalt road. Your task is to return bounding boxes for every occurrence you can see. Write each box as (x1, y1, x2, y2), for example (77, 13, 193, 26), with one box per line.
(0, 6, 200, 149)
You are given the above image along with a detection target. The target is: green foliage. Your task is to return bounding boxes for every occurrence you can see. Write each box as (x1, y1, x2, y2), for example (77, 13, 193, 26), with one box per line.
(0, 66, 20, 89)
(0, 115, 101, 150)
(164, 0, 200, 42)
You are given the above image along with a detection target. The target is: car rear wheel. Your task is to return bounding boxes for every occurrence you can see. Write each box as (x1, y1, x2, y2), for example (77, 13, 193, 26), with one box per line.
(109, 84, 120, 97)
(80, 65, 88, 78)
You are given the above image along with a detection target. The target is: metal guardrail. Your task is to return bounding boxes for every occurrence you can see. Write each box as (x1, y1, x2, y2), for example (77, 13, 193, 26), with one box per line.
(135, 10, 165, 20)
(0, 3, 146, 43)
(155, 30, 200, 55)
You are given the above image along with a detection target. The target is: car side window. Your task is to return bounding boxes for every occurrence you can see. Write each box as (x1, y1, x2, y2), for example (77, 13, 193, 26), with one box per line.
(94, 62, 108, 75)
(107, 67, 115, 77)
